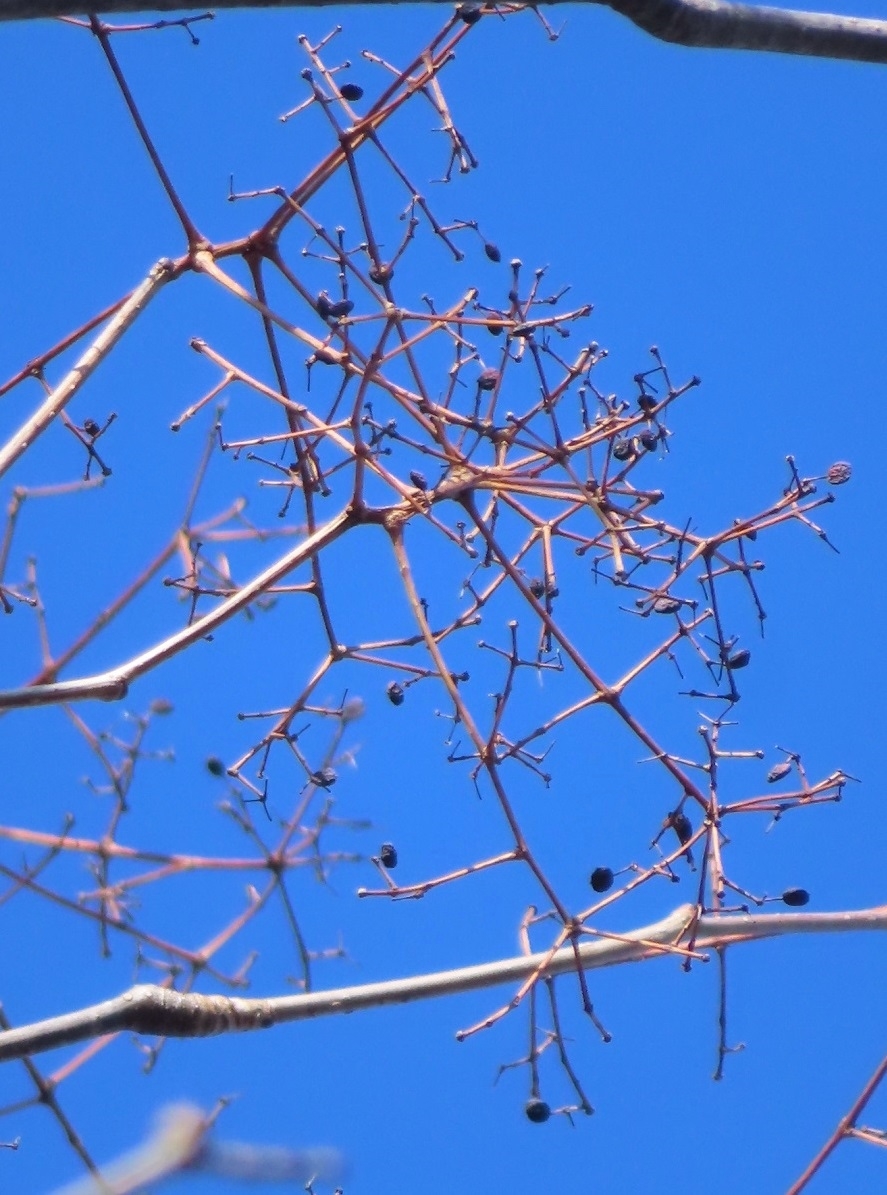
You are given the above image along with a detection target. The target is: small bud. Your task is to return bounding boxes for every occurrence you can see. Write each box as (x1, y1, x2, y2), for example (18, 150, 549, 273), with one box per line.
(653, 596, 681, 615)
(380, 842, 398, 869)
(150, 698, 174, 715)
(826, 461, 852, 485)
(525, 1098, 551, 1124)
(782, 888, 810, 907)
(342, 697, 366, 723)
(369, 263, 393, 285)
(590, 867, 614, 893)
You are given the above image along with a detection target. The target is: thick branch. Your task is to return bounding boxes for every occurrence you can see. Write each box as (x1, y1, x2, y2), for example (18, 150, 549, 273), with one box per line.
(3, 1, 887, 67)
(2, 903, 884, 1063)
(602, 0, 887, 61)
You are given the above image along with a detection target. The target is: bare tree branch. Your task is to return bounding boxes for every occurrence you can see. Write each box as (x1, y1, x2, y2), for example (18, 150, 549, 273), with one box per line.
(601, 0, 887, 63)
(3, 903, 885, 1064)
(51, 1102, 346, 1195)
(0, 506, 355, 710)
(0, 261, 174, 483)
(3, 0, 887, 67)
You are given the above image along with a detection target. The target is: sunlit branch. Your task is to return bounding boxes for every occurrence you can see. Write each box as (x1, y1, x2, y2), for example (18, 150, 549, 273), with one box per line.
(7, 1, 887, 68)
(2, 903, 885, 1063)
(600, 0, 887, 61)
(0, 507, 354, 710)
(0, 260, 173, 481)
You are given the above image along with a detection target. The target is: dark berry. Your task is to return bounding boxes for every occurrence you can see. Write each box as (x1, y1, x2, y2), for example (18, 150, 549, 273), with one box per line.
(380, 843, 398, 869)
(484, 242, 501, 263)
(590, 867, 614, 893)
(410, 470, 428, 491)
(725, 649, 751, 670)
(456, 3, 484, 23)
(671, 811, 692, 844)
(783, 888, 810, 907)
(525, 1098, 551, 1124)
(386, 681, 405, 706)
(612, 438, 633, 462)
(326, 298, 354, 319)
(339, 83, 364, 102)
(206, 756, 225, 777)
(477, 368, 499, 391)
(639, 429, 658, 452)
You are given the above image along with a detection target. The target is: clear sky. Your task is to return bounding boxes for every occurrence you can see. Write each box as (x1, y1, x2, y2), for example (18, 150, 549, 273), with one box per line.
(1, 4, 886, 1193)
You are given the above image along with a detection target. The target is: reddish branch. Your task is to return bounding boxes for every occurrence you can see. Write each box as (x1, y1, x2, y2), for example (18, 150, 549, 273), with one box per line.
(0, 8, 876, 1189)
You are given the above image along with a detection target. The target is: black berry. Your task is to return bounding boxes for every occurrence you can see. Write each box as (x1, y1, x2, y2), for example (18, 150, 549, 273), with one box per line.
(590, 867, 614, 893)
(525, 1098, 551, 1124)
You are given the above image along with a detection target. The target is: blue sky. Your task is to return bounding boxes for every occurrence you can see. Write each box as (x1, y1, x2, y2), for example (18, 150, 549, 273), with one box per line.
(1, 4, 886, 1193)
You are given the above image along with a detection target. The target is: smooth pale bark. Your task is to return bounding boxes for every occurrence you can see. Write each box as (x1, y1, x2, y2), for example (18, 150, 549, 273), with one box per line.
(2, 903, 885, 1063)
(3, 0, 887, 67)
